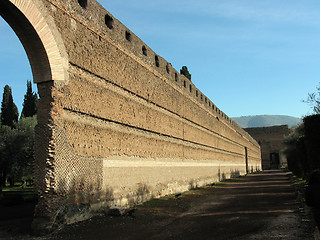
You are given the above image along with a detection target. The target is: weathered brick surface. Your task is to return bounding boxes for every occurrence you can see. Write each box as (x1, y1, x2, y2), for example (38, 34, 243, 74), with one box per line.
(245, 125, 290, 170)
(1, 0, 261, 230)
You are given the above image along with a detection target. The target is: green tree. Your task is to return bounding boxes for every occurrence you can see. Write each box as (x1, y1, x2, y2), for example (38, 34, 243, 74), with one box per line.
(180, 66, 191, 81)
(283, 114, 320, 178)
(303, 114, 320, 171)
(283, 124, 307, 178)
(0, 116, 37, 187)
(21, 80, 38, 118)
(16, 116, 37, 184)
(0, 125, 21, 186)
(1, 85, 19, 128)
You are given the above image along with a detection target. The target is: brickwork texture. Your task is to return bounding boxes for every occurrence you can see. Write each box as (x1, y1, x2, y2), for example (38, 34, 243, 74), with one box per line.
(0, 0, 261, 230)
(245, 125, 290, 170)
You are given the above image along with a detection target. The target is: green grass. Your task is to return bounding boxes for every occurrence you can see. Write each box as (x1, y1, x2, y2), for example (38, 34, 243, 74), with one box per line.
(297, 177, 307, 184)
(5, 181, 33, 187)
(2, 186, 35, 192)
(0, 185, 37, 205)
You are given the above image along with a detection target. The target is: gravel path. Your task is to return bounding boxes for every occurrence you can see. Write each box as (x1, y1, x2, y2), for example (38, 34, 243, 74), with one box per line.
(0, 170, 316, 239)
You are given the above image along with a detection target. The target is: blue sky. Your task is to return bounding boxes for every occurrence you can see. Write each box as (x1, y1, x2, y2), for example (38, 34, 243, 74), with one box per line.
(1, 0, 320, 118)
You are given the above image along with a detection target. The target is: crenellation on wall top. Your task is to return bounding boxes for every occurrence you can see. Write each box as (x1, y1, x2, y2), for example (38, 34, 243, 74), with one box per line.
(51, 0, 248, 134)
(1, 0, 262, 229)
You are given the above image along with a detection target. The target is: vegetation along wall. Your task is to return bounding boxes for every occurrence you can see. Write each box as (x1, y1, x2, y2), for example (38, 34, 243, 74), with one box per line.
(0, 0, 261, 230)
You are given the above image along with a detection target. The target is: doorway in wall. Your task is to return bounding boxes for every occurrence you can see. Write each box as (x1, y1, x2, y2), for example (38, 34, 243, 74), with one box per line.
(270, 152, 280, 169)
(245, 147, 249, 174)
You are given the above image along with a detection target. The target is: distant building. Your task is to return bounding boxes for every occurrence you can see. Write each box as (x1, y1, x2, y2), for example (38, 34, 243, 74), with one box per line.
(245, 125, 290, 170)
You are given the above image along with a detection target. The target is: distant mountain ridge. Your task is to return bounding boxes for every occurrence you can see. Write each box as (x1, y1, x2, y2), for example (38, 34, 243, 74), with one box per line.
(232, 115, 301, 128)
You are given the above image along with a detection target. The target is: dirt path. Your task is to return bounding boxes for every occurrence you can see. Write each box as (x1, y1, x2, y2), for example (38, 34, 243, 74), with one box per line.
(0, 170, 315, 239)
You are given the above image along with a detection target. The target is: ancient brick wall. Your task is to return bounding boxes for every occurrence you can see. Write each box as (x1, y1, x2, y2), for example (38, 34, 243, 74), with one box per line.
(0, 0, 261, 230)
(245, 125, 290, 170)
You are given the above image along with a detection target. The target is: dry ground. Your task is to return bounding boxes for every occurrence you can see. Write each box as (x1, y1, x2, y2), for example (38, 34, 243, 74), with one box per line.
(0, 170, 316, 240)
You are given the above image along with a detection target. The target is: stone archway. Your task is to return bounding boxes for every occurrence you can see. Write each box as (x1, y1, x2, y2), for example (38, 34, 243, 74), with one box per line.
(0, 0, 68, 232)
(0, 0, 68, 83)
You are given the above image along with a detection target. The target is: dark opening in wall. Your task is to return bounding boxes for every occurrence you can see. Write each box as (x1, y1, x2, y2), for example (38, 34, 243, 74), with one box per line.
(184, 80, 186, 88)
(142, 46, 147, 56)
(205, 97, 207, 103)
(175, 73, 178, 82)
(78, 0, 87, 8)
(201, 94, 203, 100)
(196, 90, 198, 97)
(166, 64, 170, 74)
(212, 104, 214, 110)
(105, 14, 114, 29)
(209, 102, 211, 107)
(155, 55, 160, 67)
(189, 84, 192, 93)
(125, 31, 131, 41)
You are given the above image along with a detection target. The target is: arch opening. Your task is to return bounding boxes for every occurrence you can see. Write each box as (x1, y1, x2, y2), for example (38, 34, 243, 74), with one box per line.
(0, 0, 53, 216)
(0, 1, 51, 83)
(0, 0, 68, 232)
(0, 15, 41, 237)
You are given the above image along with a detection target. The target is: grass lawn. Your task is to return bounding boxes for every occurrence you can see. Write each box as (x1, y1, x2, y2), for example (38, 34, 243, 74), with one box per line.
(0, 185, 37, 205)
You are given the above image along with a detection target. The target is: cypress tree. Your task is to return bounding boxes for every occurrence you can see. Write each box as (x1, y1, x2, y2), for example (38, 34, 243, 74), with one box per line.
(180, 66, 191, 81)
(21, 80, 38, 118)
(0, 85, 19, 128)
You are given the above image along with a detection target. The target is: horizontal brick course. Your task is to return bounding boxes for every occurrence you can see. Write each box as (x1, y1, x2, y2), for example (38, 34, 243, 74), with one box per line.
(1, 0, 261, 230)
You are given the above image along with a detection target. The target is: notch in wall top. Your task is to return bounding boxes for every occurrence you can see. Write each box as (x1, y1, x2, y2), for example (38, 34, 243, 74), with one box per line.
(175, 73, 178, 82)
(142, 46, 147, 56)
(78, 0, 87, 8)
(155, 55, 160, 67)
(105, 14, 114, 29)
(166, 64, 170, 74)
(72, 0, 225, 123)
(125, 31, 132, 41)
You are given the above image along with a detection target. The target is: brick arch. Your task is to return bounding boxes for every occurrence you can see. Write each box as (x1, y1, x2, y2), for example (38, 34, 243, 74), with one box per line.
(0, 0, 69, 232)
(0, 0, 68, 83)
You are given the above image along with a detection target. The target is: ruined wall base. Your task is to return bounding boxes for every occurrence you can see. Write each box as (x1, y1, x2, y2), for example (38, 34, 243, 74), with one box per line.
(32, 161, 261, 233)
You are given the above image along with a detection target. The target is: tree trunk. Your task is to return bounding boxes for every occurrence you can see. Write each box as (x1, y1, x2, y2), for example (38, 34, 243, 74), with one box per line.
(0, 170, 7, 187)
(9, 177, 14, 187)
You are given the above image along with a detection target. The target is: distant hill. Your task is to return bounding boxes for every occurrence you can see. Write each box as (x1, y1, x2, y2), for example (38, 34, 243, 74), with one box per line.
(232, 115, 301, 128)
